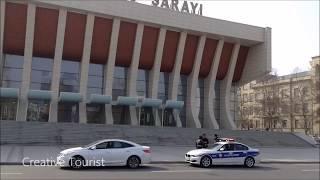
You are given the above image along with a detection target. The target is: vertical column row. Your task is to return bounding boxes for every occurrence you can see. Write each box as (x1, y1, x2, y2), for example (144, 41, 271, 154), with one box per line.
(48, 9, 67, 123)
(203, 40, 224, 129)
(78, 14, 95, 124)
(16, 3, 36, 122)
(186, 35, 206, 128)
(104, 18, 120, 125)
(127, 23, 144, 125)
(168, 32, 187, 127)
(148, 28, 166, 126)
(220, 43, 240, 130)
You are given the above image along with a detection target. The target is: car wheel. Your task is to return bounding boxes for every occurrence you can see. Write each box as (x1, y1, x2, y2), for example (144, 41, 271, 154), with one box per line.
(244, 157, 255, 168)
(200, 156, 212, 168)
(70, 155, 85, 169)
(127, 156, 140, 169)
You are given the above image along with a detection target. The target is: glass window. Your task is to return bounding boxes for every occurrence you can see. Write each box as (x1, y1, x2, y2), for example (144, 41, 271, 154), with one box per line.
(294, 88, 299, 97)
(4, 55, 24, 68)
(1, 54, 24, 88)
(87, 63, 104, 96)
(139, 107, 155, 126)
(26, 100, 50, 122)
(294, 104, 301, 113)
(58, 103, 79, 123)
(112, 141, 123, 148)
(60, 60, 80, 93)
(112, 106, 130, 125)
(220, 144, 235, 151)
(96, 142, 108, 149)
(136, 69, 149, 97)
(3, 68, 23, 81)
(157, 72, 169, 101)
(120, 142, 134, 148)
(234, 144, 249, 151)
(30, 57, 53, 90)
(282, 120, 287, 128)
(87, 104, 105, 124)
(303, 103, 309, 113)
(0, 98, 17, 120)
(112, 67, 127, 100)
(109, 141, 134, 149)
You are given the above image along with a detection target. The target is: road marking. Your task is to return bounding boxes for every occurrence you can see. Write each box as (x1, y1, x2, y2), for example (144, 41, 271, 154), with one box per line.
(302, 169, 320, 172)
(1, 173, 24, 175)
(152, 170, 212, 173)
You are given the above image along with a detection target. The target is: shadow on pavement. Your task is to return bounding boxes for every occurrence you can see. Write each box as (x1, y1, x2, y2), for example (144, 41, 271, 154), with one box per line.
(190, 164, 279, 171)
(60, 165, 168, 172)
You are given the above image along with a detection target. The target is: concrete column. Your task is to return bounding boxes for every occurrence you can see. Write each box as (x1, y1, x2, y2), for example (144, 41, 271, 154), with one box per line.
(168, 32, 187, 127)
(220, 43, 240, 130)
(48, 9, 67, 123)
(148, 28, 166, 126)
(104, 18, 120, 125)
(186, 35, 206, 128)
(127, 23, 144, 126)
(16, 3, 36, 122)
(0, 0, 5, 83)
(203, 40, 224, 129)
(78, 14, 95, 124)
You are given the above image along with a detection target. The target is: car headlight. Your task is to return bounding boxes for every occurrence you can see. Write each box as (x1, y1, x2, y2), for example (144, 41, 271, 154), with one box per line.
(191, 154, 202, 157)
(58, 152, 71, 157)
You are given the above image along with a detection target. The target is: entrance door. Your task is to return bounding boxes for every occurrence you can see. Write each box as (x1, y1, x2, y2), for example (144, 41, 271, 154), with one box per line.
(163, 109, 176, 127)
(27, 100, 50, 122)
(0, 98, 17, 120)
(140, 107, 155, 126)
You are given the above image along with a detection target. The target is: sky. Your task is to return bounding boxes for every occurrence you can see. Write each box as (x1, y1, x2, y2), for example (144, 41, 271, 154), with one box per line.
(136, 0, 319, 75)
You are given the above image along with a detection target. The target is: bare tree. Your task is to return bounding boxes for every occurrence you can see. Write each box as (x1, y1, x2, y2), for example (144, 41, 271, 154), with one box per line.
(289, 68, 313, 134)
(258, 70, 281, 131)
(310, 62, 320, 135)
(237, 86, 250, 130)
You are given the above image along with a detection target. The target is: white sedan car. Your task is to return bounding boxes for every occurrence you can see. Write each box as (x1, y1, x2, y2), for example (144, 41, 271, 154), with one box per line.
(57, 139, 151, 169)
(185, 141, 260, 168)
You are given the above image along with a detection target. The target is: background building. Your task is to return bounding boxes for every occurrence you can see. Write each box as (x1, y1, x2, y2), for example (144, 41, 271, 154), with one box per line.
(237, 56, 320, 136)
(0, 0, 271, 130)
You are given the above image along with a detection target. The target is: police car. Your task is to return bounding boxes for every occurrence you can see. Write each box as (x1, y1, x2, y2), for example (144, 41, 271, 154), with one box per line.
(185, 141, 260, 168)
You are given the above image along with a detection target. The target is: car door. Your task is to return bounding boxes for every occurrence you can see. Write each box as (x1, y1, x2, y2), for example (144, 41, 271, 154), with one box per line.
(89, 142, 112, 166)
(108, 141, 135, 165)
(232, 143, 249, 164)
(215, 144, 236, 164)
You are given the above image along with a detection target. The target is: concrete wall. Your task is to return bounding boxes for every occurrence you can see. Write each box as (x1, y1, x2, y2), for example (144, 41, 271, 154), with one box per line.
(0, 120, 313, 148)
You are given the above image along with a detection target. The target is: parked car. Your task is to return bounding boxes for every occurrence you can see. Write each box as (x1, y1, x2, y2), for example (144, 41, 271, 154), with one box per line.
(185, 141, 260, 168)
(57, 139, 151, 169)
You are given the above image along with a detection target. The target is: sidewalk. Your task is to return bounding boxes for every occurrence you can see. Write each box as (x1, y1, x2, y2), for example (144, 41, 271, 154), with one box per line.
(1, 145, 319, 165)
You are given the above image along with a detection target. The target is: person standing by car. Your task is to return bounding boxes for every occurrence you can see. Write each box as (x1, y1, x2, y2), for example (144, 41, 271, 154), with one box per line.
(202, 133, 209, 148)
(214, 134, 220, 143)
(196, 136, 203, 149)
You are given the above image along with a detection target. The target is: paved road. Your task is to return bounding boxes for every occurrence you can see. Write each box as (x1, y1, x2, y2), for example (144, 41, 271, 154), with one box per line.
(2, 145, 319, 163)
(1, 163, 319, 180)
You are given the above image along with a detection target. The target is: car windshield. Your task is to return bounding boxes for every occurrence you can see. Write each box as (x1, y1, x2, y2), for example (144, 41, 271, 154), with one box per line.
(82, 140, 103, 148)
(211, 143, 222, 150)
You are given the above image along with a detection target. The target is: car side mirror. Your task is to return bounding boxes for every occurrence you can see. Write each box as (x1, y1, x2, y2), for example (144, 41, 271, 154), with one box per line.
(219, 148, 224, 151)
(89, 146, 96, 150)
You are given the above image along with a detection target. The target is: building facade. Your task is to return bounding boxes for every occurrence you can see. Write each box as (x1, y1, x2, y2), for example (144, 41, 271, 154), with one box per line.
(0, 0, 271, 130)
(237, 56, 320, 135)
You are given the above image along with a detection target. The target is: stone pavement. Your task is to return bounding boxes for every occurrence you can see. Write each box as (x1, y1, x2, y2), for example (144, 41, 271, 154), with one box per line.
(1, 145, 319, 164)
